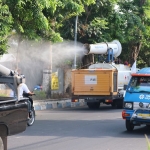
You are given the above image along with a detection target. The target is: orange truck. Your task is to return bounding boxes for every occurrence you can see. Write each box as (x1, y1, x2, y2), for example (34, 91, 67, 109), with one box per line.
(71, 40, 133, 109)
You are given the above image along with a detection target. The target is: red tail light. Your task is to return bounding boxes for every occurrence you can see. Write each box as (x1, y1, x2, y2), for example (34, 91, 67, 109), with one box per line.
(122, 110, 130, 119)
(105, 99, 113, 103)
(72, 99, 78, 102)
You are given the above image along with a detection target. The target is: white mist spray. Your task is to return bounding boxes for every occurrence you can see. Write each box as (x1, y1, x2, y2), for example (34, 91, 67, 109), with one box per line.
(5, 37, 86, 90)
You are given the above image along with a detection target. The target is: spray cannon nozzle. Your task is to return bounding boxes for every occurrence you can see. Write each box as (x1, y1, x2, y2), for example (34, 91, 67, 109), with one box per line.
(87, 40, 122, 58)
(83, 40, 122, 63)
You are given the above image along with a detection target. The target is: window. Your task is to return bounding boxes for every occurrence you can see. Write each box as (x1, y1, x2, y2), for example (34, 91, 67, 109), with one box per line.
(128, 77, 150, 92)
(0, 83, 13, 97)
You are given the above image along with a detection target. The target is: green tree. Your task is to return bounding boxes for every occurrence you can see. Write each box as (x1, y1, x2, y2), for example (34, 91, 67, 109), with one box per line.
(108, 0, 150, 67)
(59, 0, 150, 68)
(58, 0, 119, 67)
(113, 0, 150, 66)
(5, 0, 63, 42)
(0, 0, 95, 55)
(0, 0, 13, 54)
(45, 0, 96, 42)
(60, 0, 117, 43)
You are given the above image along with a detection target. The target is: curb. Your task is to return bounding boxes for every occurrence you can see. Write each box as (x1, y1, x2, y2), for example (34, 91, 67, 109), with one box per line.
(33, 99, 87, 111)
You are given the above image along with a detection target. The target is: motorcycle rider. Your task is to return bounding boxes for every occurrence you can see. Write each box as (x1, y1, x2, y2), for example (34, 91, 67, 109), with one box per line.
(18, 74, 35, 112)
(18, 75, 34, 95)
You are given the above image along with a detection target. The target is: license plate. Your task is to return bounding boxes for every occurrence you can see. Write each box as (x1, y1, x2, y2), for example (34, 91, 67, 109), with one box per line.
(137, 113, 150, 118)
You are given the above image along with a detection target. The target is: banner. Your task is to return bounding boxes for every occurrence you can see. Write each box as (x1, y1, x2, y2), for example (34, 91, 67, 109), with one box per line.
(51, 72, 59, 90)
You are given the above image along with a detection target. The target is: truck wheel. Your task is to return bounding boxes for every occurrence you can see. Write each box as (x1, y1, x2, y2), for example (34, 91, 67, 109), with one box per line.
(126, 120, 134, 131)
(116, 101, 123, 109)
(146, 124, 150, 128)
(87, 103, 94, 109)
(94, 102, 100, 109)
(111, 102, 116, 108)
(111, 100, 123, 109)
(0, 137, 4, 150)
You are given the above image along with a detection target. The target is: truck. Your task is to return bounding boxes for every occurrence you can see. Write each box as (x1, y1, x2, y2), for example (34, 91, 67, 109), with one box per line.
(122, 67, 150, 131)
(0, 64, 29, 150)
(71, 40, 135, 109)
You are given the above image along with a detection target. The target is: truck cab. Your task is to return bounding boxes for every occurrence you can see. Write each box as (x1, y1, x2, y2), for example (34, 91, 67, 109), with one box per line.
(122, 67, 150, 131)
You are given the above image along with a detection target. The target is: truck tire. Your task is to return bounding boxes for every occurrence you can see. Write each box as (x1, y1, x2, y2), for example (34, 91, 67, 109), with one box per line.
(116, 101, 123, 109)
(111, 102, 116, 108)
(27, 108, 35, 126)
(0, 125, 7, 150)
(0, 137, 4, 150)
(126, 120, 134, 131)
(87, 102, 100, 109)
(146, 124, 150, 127)
(112, 99, 123, 109)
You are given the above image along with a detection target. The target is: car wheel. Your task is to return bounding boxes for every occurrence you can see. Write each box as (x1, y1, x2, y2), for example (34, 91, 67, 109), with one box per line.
(126, 120, 134, 131)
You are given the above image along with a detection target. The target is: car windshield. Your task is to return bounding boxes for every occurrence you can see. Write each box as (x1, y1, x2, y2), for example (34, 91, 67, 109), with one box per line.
(127, 76, 150, 93)
(0, 83, 14, 97)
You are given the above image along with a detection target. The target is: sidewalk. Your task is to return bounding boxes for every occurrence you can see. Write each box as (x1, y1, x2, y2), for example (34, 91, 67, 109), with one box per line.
(33, 99, 87, 111)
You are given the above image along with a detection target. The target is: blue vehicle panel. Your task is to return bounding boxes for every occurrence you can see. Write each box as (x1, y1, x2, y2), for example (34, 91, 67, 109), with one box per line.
(122, 68, 150, 131)
(125, 92, 150, 103)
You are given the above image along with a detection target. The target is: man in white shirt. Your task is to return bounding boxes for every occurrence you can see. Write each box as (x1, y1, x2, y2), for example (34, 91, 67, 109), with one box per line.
(17, 75, 35, 114)
(18, 75, 34, 98)
(18, 83, 34, 98)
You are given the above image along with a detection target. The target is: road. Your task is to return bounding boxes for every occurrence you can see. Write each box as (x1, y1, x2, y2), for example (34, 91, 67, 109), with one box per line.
(8, 105, 150, 150)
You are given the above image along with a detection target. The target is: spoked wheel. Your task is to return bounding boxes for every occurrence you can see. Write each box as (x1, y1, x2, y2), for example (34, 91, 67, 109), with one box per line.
(126, 120, 134, 131)
(27, 108, 35, 126)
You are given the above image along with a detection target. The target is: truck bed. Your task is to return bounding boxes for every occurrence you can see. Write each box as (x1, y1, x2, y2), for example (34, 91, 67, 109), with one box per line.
(71, 69, 118, 98)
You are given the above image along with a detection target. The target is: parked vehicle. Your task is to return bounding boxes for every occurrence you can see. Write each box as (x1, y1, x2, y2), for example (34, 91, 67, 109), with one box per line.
(122, 67, 150, 131)
(71, 40, 135, 109)
(0, 64, 29, 149)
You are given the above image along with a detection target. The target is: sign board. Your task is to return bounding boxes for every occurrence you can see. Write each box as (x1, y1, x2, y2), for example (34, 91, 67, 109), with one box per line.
(51, 72, 59, 90)
(84, 75, 97, 84)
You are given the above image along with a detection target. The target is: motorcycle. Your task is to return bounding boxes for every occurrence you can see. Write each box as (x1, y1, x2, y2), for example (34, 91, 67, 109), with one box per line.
(23, 92, 35, 126)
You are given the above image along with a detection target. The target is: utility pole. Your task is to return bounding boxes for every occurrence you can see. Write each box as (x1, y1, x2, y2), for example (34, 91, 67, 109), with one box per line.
(49, 42, 52, 98)
(74, 16, 78, 69)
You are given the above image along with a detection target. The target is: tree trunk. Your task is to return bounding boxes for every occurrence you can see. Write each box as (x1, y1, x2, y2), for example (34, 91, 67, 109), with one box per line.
(129, 42, 142, 65)
(81, 54, 93, 69)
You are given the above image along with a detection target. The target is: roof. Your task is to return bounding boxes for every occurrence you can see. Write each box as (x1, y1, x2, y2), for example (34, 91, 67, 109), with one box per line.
(132, 67, 150, 76)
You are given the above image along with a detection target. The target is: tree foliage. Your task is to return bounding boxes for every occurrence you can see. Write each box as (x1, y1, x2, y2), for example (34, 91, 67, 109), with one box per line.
(59, 0, 150, 67)
(5, 0, 63, 42)
(1, 0, 150, 68)
(0, 0, 95, 54)
(59, 0, 117, 43)
(0, 0, 13, 54)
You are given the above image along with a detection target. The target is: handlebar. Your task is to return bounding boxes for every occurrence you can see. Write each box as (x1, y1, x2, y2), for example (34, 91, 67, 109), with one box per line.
(23, 92, 35, 97)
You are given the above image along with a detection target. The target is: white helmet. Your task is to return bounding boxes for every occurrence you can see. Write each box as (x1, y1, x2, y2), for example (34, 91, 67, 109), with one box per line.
(16, 74, 26, 85)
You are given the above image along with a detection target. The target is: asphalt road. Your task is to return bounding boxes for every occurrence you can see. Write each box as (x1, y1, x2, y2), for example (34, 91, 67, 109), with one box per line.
(8, 105, 150, 150)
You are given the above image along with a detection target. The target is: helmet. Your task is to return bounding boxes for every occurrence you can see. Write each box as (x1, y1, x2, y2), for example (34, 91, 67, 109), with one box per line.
(16, 74, 26, 85)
